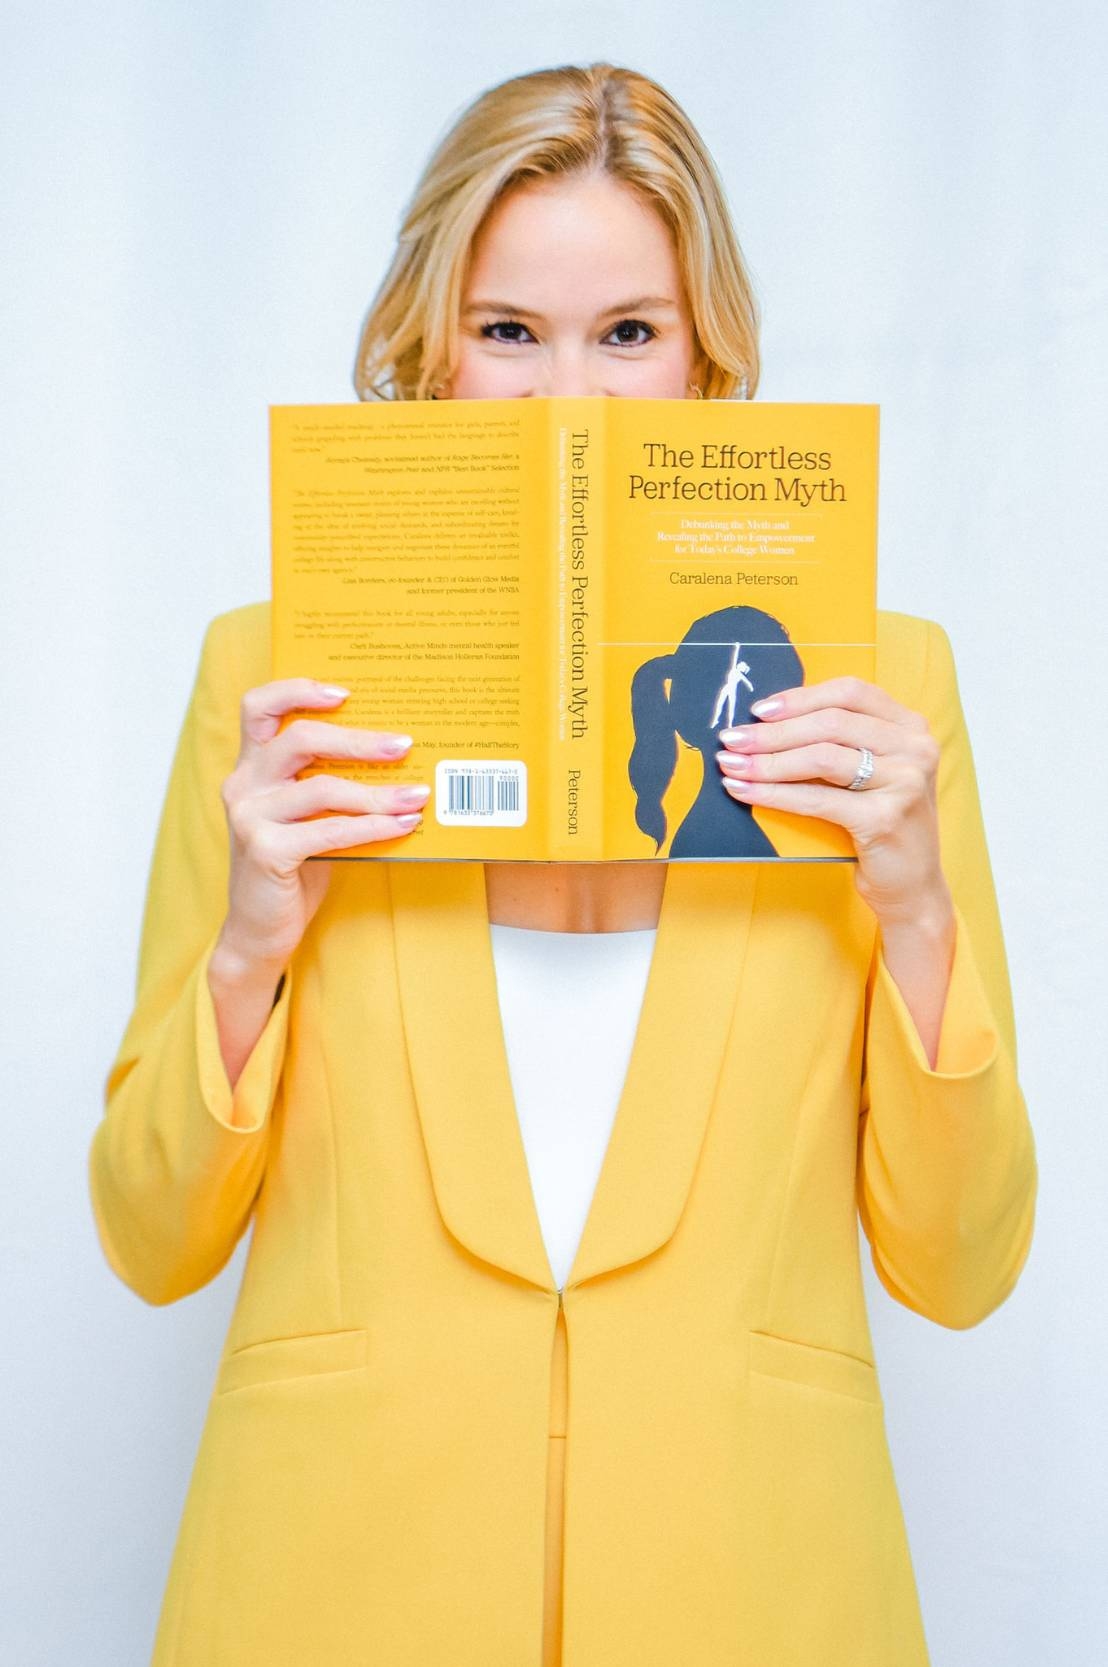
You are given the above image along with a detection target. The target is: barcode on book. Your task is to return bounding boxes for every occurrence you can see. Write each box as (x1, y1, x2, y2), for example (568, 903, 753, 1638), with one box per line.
(435, 760, 528, 828)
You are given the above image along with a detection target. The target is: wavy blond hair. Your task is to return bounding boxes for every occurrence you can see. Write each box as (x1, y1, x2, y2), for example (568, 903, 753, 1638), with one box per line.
(353, 63, 760, 402)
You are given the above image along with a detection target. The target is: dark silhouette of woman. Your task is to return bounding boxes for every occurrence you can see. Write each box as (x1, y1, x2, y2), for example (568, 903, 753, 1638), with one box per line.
(628, 605, 804, 857)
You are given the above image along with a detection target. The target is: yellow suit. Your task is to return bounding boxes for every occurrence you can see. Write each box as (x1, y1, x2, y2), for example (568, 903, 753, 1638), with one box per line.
(90, 603, 1037, 1667)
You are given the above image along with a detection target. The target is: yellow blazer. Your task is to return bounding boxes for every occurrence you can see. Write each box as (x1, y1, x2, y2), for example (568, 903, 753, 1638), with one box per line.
(90, 602, 1037, 1667)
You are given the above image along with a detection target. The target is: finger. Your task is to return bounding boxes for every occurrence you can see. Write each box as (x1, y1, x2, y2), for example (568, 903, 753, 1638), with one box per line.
(288, 810, 425, 861)
(716, 741, 874, 790)
(716, 707, 908, 759)
(720, 774, 873, 833)
(738, 676, 926, 732)
(256, 774, 431, 824)
(263, 718, 414, 780)
(239, 679, 353, 749)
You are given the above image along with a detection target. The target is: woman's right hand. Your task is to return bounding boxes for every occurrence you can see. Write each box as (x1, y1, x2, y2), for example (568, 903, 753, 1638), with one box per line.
(213, 678, 428, 979)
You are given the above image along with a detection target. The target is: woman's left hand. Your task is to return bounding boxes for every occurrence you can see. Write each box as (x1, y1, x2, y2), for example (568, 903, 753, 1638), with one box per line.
(715, 676, 954, 933)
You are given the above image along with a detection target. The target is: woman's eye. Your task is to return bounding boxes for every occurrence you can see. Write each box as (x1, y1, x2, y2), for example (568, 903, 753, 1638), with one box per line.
(479, 318, 658, 346)
(606, 319, 657, 346)
(480, 320, 535, 344)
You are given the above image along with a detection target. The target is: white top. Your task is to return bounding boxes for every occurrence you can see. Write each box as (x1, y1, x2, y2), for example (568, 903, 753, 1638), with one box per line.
(488, 923, 658, 1290)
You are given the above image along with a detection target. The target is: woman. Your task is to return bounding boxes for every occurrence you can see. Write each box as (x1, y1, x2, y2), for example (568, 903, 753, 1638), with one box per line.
(90, 62, 1038, 1667)
(628, 603, 805, 857)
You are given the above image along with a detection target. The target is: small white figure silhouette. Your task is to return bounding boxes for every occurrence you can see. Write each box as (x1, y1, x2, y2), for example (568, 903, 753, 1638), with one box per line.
(710, 643, 753, 729)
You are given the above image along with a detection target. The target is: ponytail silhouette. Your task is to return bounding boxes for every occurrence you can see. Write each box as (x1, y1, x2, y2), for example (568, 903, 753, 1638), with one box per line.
(628, 606, 803, 858)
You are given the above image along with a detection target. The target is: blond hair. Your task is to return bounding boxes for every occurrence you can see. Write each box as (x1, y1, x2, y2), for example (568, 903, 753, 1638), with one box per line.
(353, 63, 760, 402)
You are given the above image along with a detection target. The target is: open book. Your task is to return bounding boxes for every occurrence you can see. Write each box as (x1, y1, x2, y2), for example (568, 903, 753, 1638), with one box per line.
(270, 397, 877, 861)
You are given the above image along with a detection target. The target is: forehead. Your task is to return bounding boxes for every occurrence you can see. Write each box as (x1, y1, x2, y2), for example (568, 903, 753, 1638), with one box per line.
(463, 173, 683, 309)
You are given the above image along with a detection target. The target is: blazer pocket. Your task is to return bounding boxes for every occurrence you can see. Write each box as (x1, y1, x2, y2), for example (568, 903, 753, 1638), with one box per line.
(748, 1330, 882, 1405)
(216, 1328, 369, 1396)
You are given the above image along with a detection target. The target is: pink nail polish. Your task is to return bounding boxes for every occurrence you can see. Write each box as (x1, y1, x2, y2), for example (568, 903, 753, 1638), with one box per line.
(750, 698, 782, 717)
(382, 734, 414, 756)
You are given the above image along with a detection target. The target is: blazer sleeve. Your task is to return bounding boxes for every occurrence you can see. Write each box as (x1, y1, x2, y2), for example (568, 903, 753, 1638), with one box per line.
(856, 618, 1038, 1330)
(89, 606, 292, 1306)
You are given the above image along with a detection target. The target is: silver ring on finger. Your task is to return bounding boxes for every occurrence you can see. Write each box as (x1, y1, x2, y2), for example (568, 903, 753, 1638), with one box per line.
(847, 746, 875, 791)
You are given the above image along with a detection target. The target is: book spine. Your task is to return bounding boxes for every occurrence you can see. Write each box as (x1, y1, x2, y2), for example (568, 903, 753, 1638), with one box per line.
(548, 399, 605, 859)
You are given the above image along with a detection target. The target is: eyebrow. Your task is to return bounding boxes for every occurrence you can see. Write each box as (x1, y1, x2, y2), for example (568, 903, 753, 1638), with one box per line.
(463, 295, 679, 318)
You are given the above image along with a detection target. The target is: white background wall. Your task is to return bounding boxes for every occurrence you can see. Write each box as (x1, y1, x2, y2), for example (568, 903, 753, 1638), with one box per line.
(1, 3, 1105, 1662)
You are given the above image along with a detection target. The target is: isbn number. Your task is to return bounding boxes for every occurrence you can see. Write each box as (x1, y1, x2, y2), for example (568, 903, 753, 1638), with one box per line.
(435, 760, 528, 828)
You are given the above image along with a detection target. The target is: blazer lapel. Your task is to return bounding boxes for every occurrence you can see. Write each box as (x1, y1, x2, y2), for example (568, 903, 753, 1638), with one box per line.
(389, 861, 758, 1295)
(567, 862, 757, 1289)
(389, 862, 551, 1290)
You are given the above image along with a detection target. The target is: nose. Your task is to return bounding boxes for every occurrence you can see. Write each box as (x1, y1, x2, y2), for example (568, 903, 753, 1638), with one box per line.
(533, 350, 605, 399)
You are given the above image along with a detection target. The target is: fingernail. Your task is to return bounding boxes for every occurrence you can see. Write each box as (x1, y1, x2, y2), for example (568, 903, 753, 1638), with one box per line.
(723, 779, 754, 799)
(394, 813, 423, 830)
(718, 726, 753, 747)
(750, 698, 781, 717)
(396, 784, 431, 807)
(716, 751, 749, 772)
(382, 734, 414, 755)
(319, 684, 349, 699)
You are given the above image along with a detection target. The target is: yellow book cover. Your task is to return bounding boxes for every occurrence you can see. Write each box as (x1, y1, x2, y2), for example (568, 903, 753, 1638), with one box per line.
(270, 397, 878, 862)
